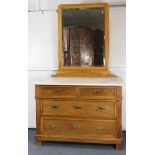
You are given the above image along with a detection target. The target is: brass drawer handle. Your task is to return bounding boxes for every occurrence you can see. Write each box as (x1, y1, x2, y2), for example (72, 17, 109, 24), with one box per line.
(73, 105, 82, 109)
(51, 105, 59, 110)
(96, 107, 105, 112)
(53, 90, 61, 95)
(96, 127, 104, 132)
(73, 124, 81, 129)
(51, 124, 60, 129)
(93, 90, 101, 95)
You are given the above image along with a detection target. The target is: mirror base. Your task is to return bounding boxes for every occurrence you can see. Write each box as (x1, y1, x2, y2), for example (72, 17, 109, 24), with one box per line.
(52, 71, 116, 78)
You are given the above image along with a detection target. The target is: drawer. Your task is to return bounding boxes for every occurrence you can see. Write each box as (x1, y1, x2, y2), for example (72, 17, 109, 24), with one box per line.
(40, 86, 76, 98)
(42, 118, 116, 138)
(79, 87, 116, 99)
(42, 100, 116, 118)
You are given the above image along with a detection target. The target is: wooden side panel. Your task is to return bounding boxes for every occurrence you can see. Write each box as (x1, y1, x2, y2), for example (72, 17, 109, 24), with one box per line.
(35, 85, 41, 134)
(35, 85, 40, 98)
(116, 86, 122, 138)
(36, 99, 41, 134)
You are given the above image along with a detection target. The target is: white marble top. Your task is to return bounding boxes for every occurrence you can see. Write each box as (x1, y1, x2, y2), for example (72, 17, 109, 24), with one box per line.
(34, 76, 123, 86)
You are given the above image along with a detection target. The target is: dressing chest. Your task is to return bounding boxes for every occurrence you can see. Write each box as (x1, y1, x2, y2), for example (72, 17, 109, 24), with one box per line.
(35, 77, 122, 150)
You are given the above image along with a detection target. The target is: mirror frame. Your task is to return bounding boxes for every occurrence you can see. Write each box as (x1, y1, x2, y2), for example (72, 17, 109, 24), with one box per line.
(53, 3, 114, 77)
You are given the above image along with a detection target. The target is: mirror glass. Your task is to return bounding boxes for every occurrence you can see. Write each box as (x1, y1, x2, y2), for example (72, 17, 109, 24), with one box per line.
(62, 8, 105, 67)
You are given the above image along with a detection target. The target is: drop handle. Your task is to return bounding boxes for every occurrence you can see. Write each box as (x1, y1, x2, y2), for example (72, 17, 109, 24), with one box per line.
(51, 105, 59, 110)
(73, 105, 82, 109)
(73, 124, 81, 129)
(96, 107, 105, 112)
(51, 124, 60, 129)
(93, 90, 101, 95)
(96, 127, 104, 132)
(53, 90, 61, 95)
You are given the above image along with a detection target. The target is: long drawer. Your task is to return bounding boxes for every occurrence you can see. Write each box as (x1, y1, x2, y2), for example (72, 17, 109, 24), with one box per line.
(41, 118, 116, 138)
(41, 100, 116, 118)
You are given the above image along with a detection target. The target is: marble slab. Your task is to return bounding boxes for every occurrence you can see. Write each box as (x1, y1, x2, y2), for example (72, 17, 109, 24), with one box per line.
(34, 76, 123, 86)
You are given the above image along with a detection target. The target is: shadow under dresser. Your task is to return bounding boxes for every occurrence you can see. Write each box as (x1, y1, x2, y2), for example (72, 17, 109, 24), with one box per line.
(35, 77, 123, 150)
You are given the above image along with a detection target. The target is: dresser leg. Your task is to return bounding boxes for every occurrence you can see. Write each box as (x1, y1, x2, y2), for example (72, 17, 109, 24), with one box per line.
(115, 144, 121, 150)
(36, 140, 43, 146)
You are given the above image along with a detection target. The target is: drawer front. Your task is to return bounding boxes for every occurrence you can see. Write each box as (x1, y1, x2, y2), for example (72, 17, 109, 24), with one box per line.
(40, 86, 76, 98)
(79, 87, 116, 99)
(42, 100, 116, 118)
(42, 118, 116, 138)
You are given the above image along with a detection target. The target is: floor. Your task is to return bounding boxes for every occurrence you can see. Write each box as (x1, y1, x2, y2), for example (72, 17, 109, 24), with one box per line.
(28, 129, 126, 155)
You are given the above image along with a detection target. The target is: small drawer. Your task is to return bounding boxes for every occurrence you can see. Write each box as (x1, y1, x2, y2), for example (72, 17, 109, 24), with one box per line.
(39, 86, 76, 99)
(79, 87, 116, 99)
(42, 100, 116, 118)
(42, 118, 116, 138)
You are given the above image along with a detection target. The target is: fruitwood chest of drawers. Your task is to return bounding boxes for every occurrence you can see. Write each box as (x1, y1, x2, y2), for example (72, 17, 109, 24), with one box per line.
(35, 77, 122, 150)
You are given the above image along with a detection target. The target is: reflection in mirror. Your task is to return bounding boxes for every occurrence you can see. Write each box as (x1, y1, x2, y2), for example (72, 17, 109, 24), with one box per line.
(62, 8, 105, 67)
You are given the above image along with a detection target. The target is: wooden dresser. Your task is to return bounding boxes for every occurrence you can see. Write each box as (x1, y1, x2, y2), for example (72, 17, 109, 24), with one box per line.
(35, 77, 122, 150)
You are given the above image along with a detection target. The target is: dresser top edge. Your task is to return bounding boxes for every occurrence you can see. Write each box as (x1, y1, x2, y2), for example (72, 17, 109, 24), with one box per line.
(33, 77, 123, 86)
